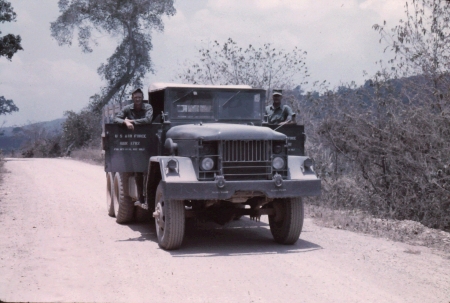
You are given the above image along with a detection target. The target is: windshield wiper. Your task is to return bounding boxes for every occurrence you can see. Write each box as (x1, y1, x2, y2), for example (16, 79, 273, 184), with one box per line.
(221, 91, 241, 107)
(173, 90, 193, 103)
(273, 118, 292, 131)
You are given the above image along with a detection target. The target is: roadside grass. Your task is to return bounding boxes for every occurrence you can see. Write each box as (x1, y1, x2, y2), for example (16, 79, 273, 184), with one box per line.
(0, 151, 9, 182)
(305, 203, 450, 255)
(69, 148, 103, 165)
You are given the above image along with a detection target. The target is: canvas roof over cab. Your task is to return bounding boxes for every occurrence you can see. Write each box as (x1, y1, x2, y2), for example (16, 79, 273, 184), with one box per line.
(148, 82, 253, 93)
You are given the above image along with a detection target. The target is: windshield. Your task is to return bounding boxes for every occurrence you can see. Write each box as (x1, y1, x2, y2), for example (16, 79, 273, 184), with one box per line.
(217, 91, 262, 120)
(167, 89, 263, 120)
(169, 90, 214, 120)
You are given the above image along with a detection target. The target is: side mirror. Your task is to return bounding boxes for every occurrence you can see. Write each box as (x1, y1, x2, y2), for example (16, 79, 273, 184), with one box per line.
(161, 111, 170, 123)
(292, 113, 297, 124)
(164, 138, 178, 155)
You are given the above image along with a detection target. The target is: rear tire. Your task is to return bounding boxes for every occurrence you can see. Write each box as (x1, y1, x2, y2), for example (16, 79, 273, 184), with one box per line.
(113, 173, 134, 224)
(106, 172, 115, 217)
(154, 182, 185, 250)
(269, 197, 304, 245)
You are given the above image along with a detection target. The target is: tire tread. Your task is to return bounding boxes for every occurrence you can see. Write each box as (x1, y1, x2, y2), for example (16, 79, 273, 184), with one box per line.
(114, 173, 134, 224)
(269, 197, 304, 245)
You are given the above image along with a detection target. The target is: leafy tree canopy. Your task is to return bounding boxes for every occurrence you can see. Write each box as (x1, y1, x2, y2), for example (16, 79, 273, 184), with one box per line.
(174, 38, 310, 94)
(51, 0, 176, 112)
(0, 96, 19, 114)
(0, 0, 23, 60)
(373, 0, 450, 111)
(0, 0, 21, 116)
(374, 0, 450, 78)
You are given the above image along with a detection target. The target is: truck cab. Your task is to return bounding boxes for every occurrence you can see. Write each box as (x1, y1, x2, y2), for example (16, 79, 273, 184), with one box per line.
(103, 83, 321, 250)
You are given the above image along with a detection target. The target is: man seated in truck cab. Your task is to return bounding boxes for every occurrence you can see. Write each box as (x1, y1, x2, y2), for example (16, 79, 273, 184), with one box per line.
(265, 89, 295, 125)
(115, 88, 153, 129)
(115, 88, 153, 209)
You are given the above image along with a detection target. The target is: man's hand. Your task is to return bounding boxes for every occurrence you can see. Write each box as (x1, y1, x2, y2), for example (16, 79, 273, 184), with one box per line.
(124, 118, 134, 130)
(278, 119, 296, 125)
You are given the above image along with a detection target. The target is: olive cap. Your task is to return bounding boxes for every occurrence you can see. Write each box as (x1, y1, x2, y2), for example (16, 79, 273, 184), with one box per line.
(272, 89, 282, 96)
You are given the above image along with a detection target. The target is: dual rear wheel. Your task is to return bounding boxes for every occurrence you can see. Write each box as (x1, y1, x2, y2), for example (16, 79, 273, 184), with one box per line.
(106, 172, 135, 224)
(113, 173, 135, 224)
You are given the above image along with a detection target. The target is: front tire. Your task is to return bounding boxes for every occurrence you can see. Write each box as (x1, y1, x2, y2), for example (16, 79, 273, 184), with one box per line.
(154, 182, 185, 250)
(269, 197, 304, 245)
(113, 173, 134, 224)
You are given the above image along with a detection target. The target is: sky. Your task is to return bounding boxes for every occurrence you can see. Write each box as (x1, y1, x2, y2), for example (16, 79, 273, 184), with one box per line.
(0, 0, 406, 127)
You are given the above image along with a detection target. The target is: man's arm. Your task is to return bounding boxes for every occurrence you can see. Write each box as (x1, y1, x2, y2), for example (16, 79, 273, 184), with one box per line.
(284, 105, 294, 122)
(133, 104, 153, 125)
(114, 107, 128, 124)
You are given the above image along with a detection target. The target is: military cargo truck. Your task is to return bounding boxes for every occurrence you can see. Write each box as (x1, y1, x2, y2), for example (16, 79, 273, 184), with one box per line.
(102, 83, 321, 250)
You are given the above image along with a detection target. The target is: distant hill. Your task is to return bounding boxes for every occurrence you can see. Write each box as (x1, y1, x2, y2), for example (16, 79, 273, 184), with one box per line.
(0, 118, 65, 152)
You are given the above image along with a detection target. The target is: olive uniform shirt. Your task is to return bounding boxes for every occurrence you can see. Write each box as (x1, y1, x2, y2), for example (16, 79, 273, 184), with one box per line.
(115, 103, 153, 125)
(265, 104, 294, 125)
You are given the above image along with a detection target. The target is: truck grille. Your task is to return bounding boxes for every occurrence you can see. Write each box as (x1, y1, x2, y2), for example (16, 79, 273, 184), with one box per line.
(221, 140, 272, 180)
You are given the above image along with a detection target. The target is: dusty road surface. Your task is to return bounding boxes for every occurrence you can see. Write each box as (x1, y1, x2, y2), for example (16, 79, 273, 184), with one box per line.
(0, 158, 449, 303)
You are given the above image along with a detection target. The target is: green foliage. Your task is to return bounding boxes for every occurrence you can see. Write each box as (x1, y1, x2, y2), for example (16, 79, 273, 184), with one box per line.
(18, 124, 62, 158)
(51, 0, 176, 110)
(0, 0, 21, 116)
(307, 73, 450, 230)
(0, 0, 23, 60)
(373, 0, 450, 111)
(296, 0, 450, 231)
(374, 0, 450, 77)
(0, 95, 18, 115)
(175, 38, 309, 93)
(62, 109, 101, 150)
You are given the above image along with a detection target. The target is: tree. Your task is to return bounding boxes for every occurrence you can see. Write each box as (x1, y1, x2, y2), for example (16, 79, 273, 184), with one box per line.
(373, 0, 450, 110)
(18, 123, 62, 158)
(62, 107, 101, 150)
(0, 95, 18, 114)
(0, 0, 22, 60)
(0, 0, 21, 116)
(174, 38, 309, 95)
(51, 0, 176, 112)
(304, 0, 450, 230)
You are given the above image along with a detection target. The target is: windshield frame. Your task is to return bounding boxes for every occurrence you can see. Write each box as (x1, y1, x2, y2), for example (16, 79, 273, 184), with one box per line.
(165, 88, 266, 122)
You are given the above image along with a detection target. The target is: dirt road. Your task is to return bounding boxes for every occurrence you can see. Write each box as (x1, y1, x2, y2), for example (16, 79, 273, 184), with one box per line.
(0, 158, 449, 302)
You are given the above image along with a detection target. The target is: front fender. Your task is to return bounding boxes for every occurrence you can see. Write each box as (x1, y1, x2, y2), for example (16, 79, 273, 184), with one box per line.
(150, 156, 197, 182)
(288, 156, 319, 180)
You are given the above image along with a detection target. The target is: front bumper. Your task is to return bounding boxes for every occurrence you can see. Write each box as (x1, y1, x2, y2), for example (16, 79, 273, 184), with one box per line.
(162, 179, 321, 200)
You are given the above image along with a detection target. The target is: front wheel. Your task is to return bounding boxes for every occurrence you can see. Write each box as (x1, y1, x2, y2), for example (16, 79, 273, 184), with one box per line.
(153, 182, 185, 250)
(269, 197, 304, 245)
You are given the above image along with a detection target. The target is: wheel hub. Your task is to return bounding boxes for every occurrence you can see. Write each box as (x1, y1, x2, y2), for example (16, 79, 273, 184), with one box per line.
(153, 200, 165, 229)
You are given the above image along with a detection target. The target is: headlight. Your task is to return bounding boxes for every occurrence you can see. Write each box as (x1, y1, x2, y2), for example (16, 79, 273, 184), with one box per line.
(272, 157, 285, 170)
(201, 157, 214, 171)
